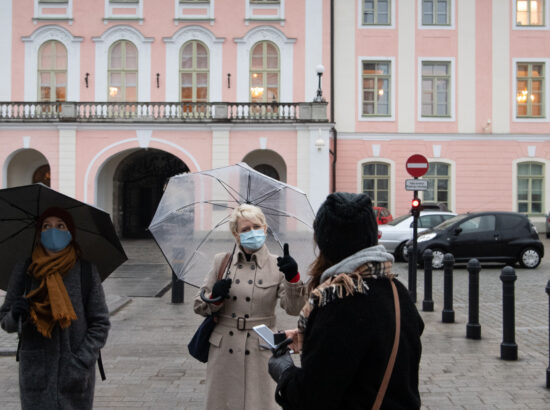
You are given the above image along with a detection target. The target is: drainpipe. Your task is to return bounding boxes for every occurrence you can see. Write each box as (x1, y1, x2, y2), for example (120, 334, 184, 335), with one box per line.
(330, 0, 337, 193)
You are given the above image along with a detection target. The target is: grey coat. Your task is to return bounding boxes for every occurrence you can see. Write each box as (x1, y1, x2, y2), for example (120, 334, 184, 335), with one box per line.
(0, 259, 110, 410)
(194, 246, 306, 410)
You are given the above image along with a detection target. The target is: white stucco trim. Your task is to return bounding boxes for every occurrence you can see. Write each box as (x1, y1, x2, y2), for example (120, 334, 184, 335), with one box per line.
(34, 0, 73, 20)
(417, 0, 455, 30)
(511, 57, 550, 122)
(417, 57, 456, 122)
(457, 0, 476, 133)
(397, 0, 415, 132)
(104, 0, 143, 20)
(92, 25, 154, 102)
(174, 0, 215, 21)
(308, 126, 330, 212)
(357, 56, 396, 122)
(163, 26, 224, 102)
(22, 25, 83, 102)
(420, 158, 456, 213)
(305, 0, 323, 102)
(512, 157, 550, 214)
(492, 4, 511, 133)
(234, 26, 296, 102)
(0, 0, 12, 100)
(356, 157, 396, 216)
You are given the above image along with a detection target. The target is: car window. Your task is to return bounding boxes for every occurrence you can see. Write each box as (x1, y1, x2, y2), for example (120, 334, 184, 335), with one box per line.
(441, 215, 454, 222)
(419, 215, 443, 228)
(459, 215, 496, 233)
(432, 214, 467, 230)
(387, 214, 410, 226)
(499, 214, 526, 231)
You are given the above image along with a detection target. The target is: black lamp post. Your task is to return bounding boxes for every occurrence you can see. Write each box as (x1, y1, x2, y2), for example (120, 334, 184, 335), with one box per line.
(314, 64, 325, 102)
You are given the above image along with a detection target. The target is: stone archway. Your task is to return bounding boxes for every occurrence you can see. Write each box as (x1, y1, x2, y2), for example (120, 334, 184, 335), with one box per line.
(242, 149, 287, 182)
(113, 149, 188, 238)
(5, 149, 50, 188)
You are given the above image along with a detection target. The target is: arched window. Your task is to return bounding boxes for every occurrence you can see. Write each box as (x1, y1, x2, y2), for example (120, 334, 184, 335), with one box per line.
(424, 162, 450, 208)
(250, 41, 279, 102)
(180, 40, 209, 103)
(108, 40, 138, 102)
(517, 161, 544, 214)
(38, 40, 67, 102)
(362, 162, 390, 208)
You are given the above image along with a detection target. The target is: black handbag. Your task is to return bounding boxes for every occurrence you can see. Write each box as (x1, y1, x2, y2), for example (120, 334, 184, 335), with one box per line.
(188, 252, 231, 362)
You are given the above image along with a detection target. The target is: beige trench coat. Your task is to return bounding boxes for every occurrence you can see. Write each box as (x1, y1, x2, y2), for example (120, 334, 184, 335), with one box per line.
(194, 245, 306, 410)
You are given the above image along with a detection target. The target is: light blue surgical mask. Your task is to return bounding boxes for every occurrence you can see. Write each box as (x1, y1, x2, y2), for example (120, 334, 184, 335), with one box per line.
(239, 229, 266, 251)
(41, 228, 72, 253)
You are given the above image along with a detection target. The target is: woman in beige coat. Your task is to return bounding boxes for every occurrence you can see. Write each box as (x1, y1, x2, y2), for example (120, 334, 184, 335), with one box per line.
(194, 204, 306, 410)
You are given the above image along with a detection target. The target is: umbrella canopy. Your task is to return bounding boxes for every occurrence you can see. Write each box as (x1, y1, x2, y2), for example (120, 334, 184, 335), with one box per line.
(0, 183, 127, 290)
(149, 162, 316, 287)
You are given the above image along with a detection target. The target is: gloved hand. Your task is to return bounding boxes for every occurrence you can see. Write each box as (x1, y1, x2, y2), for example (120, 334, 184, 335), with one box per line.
(277, 243, 299, 282)
(268, 349, 295, 383)
(11, 297, 30, 322)
(211, 278, 232, 299)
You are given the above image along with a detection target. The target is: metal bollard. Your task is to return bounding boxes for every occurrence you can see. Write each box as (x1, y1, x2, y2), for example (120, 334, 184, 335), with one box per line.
(500, 266, 517, 360)
(422, 249, 434, 312)
(466, 258, 481, 340)
(545, 280, 550, 387)
(171, 271, 184, 304)
(407, 244, 416, 303)
(442, 253, 455, 323)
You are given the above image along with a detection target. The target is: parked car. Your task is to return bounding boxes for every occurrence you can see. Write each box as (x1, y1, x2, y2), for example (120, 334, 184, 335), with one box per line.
(378, 211, 457, 261)
(546, 211, 550, 238)
(408, 211, 544, 269)
(421, 202, 450, 212)
(373, 206, 393, 225)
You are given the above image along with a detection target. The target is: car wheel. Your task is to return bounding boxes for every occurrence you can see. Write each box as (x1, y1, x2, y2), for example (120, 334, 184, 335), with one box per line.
(430, 249, 445, 269)
(519, 247, 541, 269)
(398, 243, 408, 262)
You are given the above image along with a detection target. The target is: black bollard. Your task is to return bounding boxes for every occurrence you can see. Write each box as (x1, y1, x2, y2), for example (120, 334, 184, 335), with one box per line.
(546, 280, 550, 387)
(442, 253, 455, 323)
(422, 249, 434, 312)
(500, 266, 517, 360)
(171, 271, 184, 304)
(407, 244, 416, 303)
(466, 258, 481, 340)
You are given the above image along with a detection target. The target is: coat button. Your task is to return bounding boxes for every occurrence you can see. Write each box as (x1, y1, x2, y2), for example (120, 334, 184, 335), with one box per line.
(246, 297, 251, 302)
(248, 279, 253, 284)
(235, 279, 240, 284)
(238, 264, 243, 269)
(229, 331, 234, 336)
(244, 314, 249, 318)
(229, 349, 233, 354)
(250, 265, 256, 270)
(245, 350, 250, 355)
(258, 279, 263, 285)
(247, 332, 250, 338)
(232, 296, 237, 301)
(231, 313, 236, 318)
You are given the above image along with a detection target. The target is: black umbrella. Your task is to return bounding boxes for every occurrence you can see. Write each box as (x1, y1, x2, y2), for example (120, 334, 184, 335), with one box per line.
(0, 183, 127, 290)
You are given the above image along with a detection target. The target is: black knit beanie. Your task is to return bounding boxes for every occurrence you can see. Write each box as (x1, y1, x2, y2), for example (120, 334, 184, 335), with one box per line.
(313, 192, 378, 263)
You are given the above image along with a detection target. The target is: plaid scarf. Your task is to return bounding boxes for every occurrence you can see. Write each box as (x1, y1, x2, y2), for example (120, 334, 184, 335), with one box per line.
(297, 260, 395, 339)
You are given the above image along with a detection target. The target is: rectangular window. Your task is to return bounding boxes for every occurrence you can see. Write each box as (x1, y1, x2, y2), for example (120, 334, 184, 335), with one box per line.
(362, 163, 390, 209)
(250, 0, 280, 3)
(423, 162, 449, 209)
(516, 0, 544, 26)
(39, 0, 68, 3)
(180, 0, 210, 3)
(421, 62, 450, 117)
(362, 0, 391, 25)
(109, 0, 139, 3)
(362, 61, 391, 116)
(422, 0, 450, 25)
(517, 162, 544, 214)
(516, 62, 545, 117)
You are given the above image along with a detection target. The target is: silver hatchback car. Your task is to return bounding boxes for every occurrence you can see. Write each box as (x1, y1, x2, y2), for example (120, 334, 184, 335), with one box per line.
(378, 211, 457, 261)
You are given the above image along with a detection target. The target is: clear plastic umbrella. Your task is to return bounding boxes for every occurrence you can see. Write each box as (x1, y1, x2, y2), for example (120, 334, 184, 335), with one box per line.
(148, 162, 316, 287)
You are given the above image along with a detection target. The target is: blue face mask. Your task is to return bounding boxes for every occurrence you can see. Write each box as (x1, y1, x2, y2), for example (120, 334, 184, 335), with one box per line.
(239, 229, 266, 251)
(41, 228, 72, 253)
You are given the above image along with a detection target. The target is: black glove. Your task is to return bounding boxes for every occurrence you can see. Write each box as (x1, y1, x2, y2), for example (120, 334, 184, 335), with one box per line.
(268, 349, 295, 383)
(277, 243, 299, 282)
(211, 278, 232, 299)
(11, 297, 30, 322)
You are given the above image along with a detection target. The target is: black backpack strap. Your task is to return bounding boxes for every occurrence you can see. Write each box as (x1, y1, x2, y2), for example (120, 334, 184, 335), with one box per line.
(16, 259, 33, 362)
(80, 261, 106, 381)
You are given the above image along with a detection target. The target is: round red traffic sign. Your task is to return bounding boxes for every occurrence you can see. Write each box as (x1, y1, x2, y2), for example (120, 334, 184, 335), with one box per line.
(406, 154, 429, 177)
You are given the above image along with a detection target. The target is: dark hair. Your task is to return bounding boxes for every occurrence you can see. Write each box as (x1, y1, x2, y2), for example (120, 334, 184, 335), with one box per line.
(307, 251, 334, 293)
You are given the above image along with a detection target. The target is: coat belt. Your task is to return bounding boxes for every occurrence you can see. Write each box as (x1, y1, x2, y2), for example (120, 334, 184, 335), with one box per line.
(216, 315, 276, 330)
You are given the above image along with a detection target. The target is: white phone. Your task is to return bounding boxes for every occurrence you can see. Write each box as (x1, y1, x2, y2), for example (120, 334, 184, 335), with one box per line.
(253, 324, 278, 349)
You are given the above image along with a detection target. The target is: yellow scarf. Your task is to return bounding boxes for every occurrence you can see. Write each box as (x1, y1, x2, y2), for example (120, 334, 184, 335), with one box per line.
(26, 245, 78, 338)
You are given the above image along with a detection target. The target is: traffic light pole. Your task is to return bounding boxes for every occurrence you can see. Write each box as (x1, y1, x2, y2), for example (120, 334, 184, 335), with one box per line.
(409, 183, 419, 303)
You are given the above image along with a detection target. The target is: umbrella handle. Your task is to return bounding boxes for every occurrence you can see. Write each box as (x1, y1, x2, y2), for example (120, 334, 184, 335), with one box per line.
(200, 288, 223, 304)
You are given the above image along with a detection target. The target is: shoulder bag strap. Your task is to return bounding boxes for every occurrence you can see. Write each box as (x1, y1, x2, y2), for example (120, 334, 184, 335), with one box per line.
(217, 252, 232, 281)
(372, 279, 401, 410)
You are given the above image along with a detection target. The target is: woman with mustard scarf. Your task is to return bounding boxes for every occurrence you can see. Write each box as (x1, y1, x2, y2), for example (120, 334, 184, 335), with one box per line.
(0, 207, 110, 410)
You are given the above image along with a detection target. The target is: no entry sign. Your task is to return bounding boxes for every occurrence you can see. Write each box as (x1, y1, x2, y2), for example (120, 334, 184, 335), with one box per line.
(406, 154, 429, 178)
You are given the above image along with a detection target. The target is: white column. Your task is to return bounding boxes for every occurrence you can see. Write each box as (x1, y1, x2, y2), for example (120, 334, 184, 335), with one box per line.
(211, 127, 230, 168)
(0, 0, 12, 99)
(492, 2, 510, 133)
(458, 0, 476, 133)
(296, 128, 310, 196)
(58, 127, 77, 198)
(397, 0, 415, 133)
(305, 0, 323, 101)
(308, 127, 330, 212)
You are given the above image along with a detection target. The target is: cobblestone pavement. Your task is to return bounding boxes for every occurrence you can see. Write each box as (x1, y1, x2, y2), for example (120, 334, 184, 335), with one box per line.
(0, 239, 549, 409)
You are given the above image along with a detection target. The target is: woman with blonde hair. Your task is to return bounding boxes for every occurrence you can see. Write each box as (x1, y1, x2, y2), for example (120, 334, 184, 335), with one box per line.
(194, 203, 306, 410)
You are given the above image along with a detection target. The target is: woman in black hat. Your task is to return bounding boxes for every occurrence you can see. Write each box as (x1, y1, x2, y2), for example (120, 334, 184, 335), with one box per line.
(267, 192, 424, 410)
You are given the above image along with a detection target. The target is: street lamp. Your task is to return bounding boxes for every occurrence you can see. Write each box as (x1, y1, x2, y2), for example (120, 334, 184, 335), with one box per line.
(314, 64, 325, 102)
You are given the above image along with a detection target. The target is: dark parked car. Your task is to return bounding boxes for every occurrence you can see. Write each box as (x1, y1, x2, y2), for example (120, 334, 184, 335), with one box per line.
(408, 211, 544, 269)
(420, 202, 449, 212)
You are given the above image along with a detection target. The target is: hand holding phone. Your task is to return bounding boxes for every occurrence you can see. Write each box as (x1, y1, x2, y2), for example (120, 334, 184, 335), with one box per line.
(253, 325, 292, 353)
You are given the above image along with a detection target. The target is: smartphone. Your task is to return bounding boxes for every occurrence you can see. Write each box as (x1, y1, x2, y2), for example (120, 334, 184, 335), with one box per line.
(253, 324, 286, 349)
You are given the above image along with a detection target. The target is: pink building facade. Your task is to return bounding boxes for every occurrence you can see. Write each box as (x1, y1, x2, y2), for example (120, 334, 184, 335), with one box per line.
(0, 0, 549, 235)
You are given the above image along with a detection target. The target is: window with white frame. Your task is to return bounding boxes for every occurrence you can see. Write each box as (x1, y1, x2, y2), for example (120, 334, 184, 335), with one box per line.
(517, 162, 544, 214)
(422, 0, 450, 25)
(108, 40, 138, 102)
(180, 0, 209, 3)
(38, 40, 67, 102)
(180, 40, 209, 105)
(362, 61, 391, 116)
(362, 0, 391, 25)
(516, 62, 545, 118)
(421, 61, 450, 117)
(516, 0, 545, 26)
(362, 162, 390, 209)
(423, 162, 449, 208)
(39, 0, 68, 3)
(250, 0, 280, 3)
(110, 0, 138, 3)
(250, 41, 279, 102)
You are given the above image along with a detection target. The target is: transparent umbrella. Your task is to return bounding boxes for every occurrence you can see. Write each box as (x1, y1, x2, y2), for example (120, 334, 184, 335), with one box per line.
(148, 163, 316, 287)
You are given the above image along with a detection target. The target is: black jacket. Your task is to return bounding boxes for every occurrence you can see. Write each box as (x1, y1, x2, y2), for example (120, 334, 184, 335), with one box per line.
(276, 278, 424, 410)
